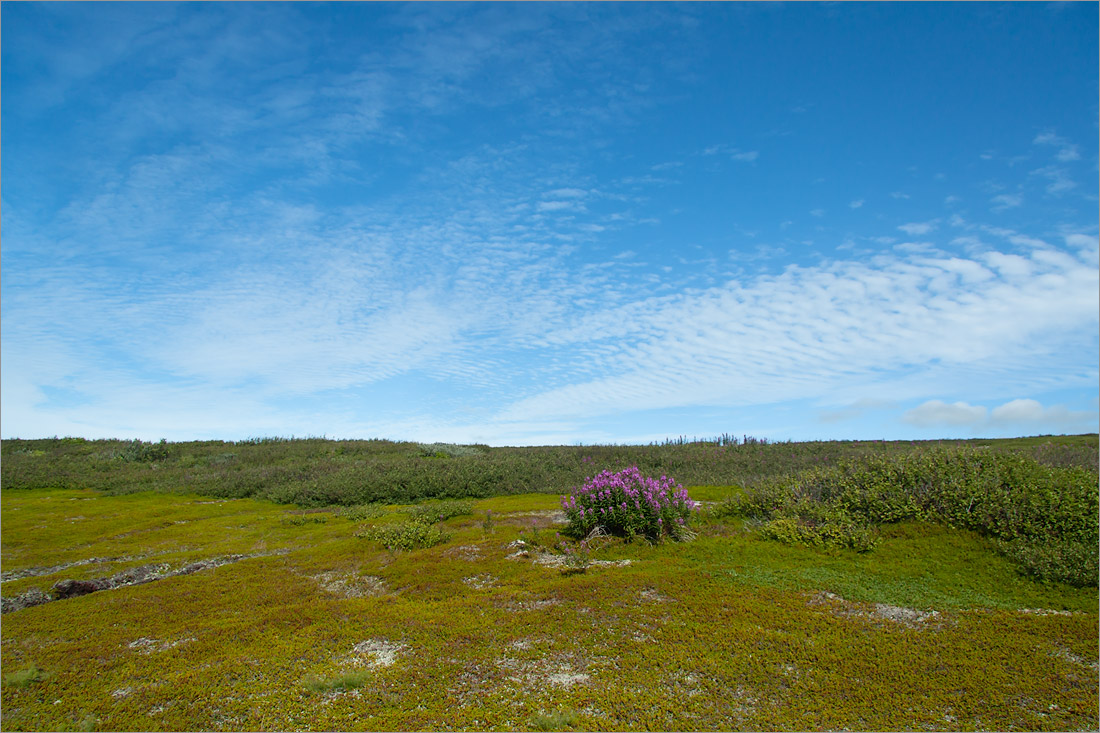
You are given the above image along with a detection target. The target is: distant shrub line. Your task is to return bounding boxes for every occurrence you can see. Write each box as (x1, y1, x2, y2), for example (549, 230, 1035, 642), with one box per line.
(4, 435, 1093, 511)
(718, 447, 1099, 586)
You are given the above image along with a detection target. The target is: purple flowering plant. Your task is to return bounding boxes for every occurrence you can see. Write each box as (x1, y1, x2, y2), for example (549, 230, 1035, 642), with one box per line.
(560, 466, 698, 542)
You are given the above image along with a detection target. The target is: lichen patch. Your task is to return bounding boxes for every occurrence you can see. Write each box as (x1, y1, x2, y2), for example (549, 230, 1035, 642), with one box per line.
(313, 571, 387, 599)
(808, 591, 942, 628)
(347, 639, 406, 669)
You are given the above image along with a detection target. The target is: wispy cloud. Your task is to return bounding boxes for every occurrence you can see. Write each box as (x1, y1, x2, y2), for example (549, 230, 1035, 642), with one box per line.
(990, 193, 1023, 211)
(1030, 165, 1076, 195)
(897, 220, 938, 236)
(496, 237, 1099, 423)
(702, 144, 759, 162)
(849, 199, 864, 209)
(1033, 131, 1080, 162)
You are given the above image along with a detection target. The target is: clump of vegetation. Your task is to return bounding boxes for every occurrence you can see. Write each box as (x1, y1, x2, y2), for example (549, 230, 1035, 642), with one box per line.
(357, 521, 449, 552)
(722, 447, 1099, 585)
(338, 503, 386, 521)
(115, 439, 170, 463)
(301, 670, 372, 694)
(3, 663, 48, 688)
(406, 499, 474, 524)
(529, 707, 579, 731)
(561, 466, 698, 542)
(416, 442, 485, 458)
(758, 516, 879, 552)
(557, 538, 593, 574)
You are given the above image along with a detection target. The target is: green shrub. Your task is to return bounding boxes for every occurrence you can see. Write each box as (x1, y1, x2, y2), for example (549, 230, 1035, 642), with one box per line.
(406, 499, 474, 524)
(357, 521, 449, 551)
(339, 503, 386, 521)
(757, 516, 879, 552)
(997, 536, 1099, 588)
(115, 439, 170, 463)
(736, 447, 1098, 585)
(416, 442, 484, 458)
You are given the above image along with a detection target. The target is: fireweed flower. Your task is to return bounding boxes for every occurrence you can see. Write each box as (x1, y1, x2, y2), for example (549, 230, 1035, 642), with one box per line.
(560, 466, 697, 541)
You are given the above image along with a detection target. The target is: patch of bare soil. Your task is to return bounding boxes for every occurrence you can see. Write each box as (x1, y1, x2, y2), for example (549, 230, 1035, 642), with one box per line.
(462, 574, 497, 590)
(312, 570, 388, 599)
(807, 591, 943, 629)
(125, 636, 196, 655)
(1, 555, 143, 583)
(497, 649, 590, 689)
(346, 639, 406, 669)
(443, 544, 484, 561)
(638, 587, 676, 603)
(1, 552, 285, 613)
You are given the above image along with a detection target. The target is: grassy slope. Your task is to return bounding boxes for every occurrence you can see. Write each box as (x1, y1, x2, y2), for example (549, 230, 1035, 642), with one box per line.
(1, 488, 1096, 732)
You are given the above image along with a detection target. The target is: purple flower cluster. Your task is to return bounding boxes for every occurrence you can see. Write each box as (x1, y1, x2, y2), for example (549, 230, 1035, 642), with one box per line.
(561, 466, 698, 541)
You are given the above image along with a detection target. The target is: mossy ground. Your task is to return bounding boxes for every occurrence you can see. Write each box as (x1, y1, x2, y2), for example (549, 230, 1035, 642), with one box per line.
(2, 487, 1097, 731)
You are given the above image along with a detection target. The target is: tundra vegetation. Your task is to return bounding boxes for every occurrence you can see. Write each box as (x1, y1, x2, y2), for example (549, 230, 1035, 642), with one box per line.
(0, 434, 1097, 731)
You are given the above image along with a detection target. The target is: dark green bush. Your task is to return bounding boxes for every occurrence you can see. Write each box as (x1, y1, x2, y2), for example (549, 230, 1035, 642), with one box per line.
(406, 499, 474, 524)
(357, 521, 449, 551)
(734, 447, 1098, 585)
(116, 439, 170, 463)
(758, 516, 880, 552)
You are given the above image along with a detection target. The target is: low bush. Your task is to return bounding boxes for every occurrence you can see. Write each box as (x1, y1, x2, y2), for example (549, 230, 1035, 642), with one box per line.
(561, 466, 698, 541)
(416, 442, 485, 458)
(758, 516, 879, 553)
(115, 439, 170, 463)
(406, 499, 474, 524)
(357, 521, 449, 551)
(339, 503, 386, 521)
(733, 447, 1098, 585)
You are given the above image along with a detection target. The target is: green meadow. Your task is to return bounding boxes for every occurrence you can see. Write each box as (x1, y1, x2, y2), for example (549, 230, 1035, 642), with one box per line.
(1, 436, 1097, 731)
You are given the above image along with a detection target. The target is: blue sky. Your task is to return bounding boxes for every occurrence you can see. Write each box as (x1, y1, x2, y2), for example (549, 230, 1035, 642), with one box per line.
(2, 2, 1097, 446)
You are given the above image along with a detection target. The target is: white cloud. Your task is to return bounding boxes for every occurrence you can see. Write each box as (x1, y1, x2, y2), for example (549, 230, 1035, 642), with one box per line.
(890, 191, 910, 200)
(702, 144, 758, 162)
(899, 398, 1096, 432)
(902, 400, 987, 427)
(537, 200, 576, 212)
(990, 398, 1094, 428)
(496, 240, 1099, 423)
(545, 188, 588, 199)
(810, 208, 825, 217)
(1030, 165, 1076, 195)
(990, 193, 1022, 211)
(1033, 131, 1080, 162)
(897, 220, 937, 235)
(849, 199, 864, 209)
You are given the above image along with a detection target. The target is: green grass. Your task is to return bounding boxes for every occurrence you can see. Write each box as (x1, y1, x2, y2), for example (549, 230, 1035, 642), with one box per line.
(302, 670, 373, 694)
(2, 485, 1096, 731)
(528, 707, 579, 731)
(3, 664, 49, 688)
